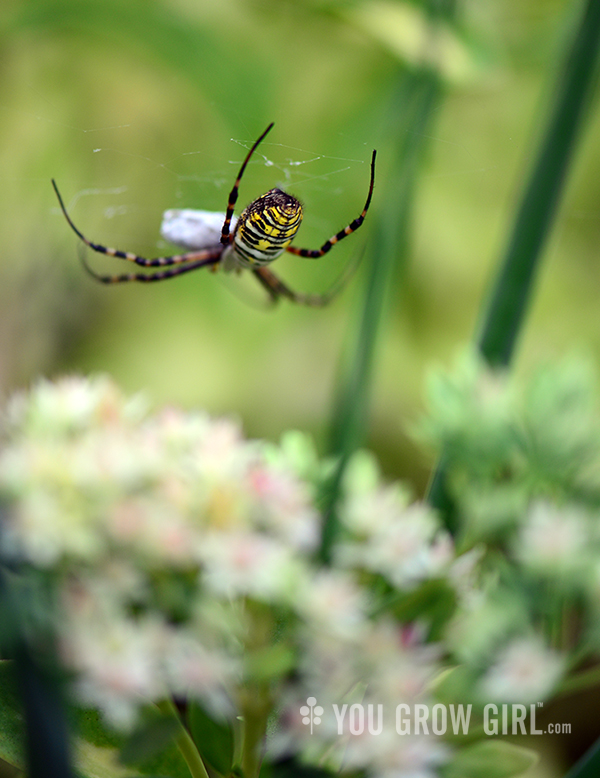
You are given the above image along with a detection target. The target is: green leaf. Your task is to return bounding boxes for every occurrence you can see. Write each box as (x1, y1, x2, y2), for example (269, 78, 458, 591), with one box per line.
(0, 668, 141, 778)
(74, 706, 190, 778)
(344, 1, 477, 83)
(245, 643, 296, 681)
(0, 661, 25, 770)
(563, 735, 600, 778)
(267, 756, 334, 778)
(432, 665, 479, 708)
(188, 701, 234, 776)
(75, 708, 124, 751)
(119, 714, 180, 767)
(73, 739, 141, 778)
(443, 740, 539, 778)
(376, 578, 457, 640)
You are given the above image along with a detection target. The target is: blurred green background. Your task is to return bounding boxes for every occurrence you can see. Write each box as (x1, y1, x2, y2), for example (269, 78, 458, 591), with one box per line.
(1, 0, 599, 495)
(2, 2, 600, 775)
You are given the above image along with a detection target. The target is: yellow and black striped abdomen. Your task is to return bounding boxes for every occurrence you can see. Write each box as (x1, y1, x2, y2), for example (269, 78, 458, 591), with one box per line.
(232, 188, 302, 267)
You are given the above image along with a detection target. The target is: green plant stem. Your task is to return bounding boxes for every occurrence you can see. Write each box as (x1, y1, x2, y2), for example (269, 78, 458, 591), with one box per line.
(320, 0, 457, 561)
(477, 0, 600, 367)
(156, 699, 210, 778)
(427, 0, 600, 528)
(238, 600, 272, 778)
(319, 66, 446, 563)
(239, 687, 270, 778)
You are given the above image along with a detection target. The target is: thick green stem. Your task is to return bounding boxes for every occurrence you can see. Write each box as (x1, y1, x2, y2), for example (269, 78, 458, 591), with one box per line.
(427, 0, 600, 529)
(156, 698, 210, 778)
(238, 600, 273, 778)
(319, 67, 445, 563)
(239, 686, 270, 778)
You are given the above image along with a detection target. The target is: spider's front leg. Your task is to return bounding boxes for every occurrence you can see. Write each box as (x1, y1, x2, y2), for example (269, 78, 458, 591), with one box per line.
(286, 149, 376, 259)
(220, 123, 275, 245)
(52, 179, 223, 274)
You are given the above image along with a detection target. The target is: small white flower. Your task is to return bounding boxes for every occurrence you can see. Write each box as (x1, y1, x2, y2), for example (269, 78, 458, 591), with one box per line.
(191, 417, 248, 480)
(5, 375, 145, 437)
(107, 495, 197, 565)
(516, 501, 590, 577)
(165, 628, 238, 716)
(340, 482, 410, 536)
(295, 570, 368, 640)
(478, 636, 565, 703)
(361, 620, 440, 703)
(62, 609, 167, 728)
(199, 531, 303, 602)
(248, 462, 319, 551)
(337, 498, 450, 588)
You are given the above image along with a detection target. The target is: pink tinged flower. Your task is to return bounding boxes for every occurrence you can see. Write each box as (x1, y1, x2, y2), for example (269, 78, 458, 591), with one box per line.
(108, 499, 147, 541)
(192, 418, 248, 477)
(371, 654, 434, 702)
(165, 630, 238, 716)
(341, 485, 408, 537)
(478, 636, 565, 703)
(7, 376, 145, 438)
(62, 613, 168, 728)
(368, 731, 450, 778)
(248, 463, 319, 550)
(359, 621, 440, 702)
(398, 623, 428, 649)
(337, 501, 449, 588)
(516, 501, 590, 574)
(200, 531, 302, 602)
(8, 491, 104, 566)
(295, 570, 368, 639)
(107, 497, 196, 564)
(152, 407, 211, 450)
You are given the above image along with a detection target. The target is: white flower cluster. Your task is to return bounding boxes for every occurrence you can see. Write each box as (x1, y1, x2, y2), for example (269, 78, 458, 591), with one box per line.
(337, 451, 453, 587)
(0, 376, 450, 778)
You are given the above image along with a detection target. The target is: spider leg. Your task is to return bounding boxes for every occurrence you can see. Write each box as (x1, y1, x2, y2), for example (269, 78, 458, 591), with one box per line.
(80, 246, 222, 284)
(252, 266, 344, 308)
(286, 149, 376, 258)
(220, 123, 275, 245)
(52, 179, 219, 268)
(251, 266, 280, 303)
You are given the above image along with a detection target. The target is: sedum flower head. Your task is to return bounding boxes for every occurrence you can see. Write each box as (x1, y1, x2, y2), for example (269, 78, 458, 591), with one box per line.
(11, 364, 596, 777)
(337, 450, 453, 588)
(0, 374, 450, 778)
(515, 500, 593, 584)
(477, 636, 565, 703)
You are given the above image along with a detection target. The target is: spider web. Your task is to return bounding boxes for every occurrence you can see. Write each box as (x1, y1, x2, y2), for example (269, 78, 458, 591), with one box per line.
(41, 102, 496, 308)
(52, 127, 383, 304)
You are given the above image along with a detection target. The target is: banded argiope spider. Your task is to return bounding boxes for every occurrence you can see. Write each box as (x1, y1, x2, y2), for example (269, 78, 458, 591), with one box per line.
(52, 124, 376, 306)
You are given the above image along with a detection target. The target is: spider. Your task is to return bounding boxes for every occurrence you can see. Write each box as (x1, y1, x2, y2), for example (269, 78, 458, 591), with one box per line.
(52, 123, 376, 307)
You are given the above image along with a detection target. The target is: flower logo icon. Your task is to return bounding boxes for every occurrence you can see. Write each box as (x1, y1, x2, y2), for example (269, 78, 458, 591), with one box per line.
(300, 696, 324, 734)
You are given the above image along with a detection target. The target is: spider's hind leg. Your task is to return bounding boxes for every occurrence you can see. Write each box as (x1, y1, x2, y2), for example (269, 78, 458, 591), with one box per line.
(78, 243, 222, 284)
(252, 266, 339, 308)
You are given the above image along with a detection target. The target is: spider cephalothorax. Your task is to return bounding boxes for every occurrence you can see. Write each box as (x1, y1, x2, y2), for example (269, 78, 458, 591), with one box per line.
(52, 124, 376, 306)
